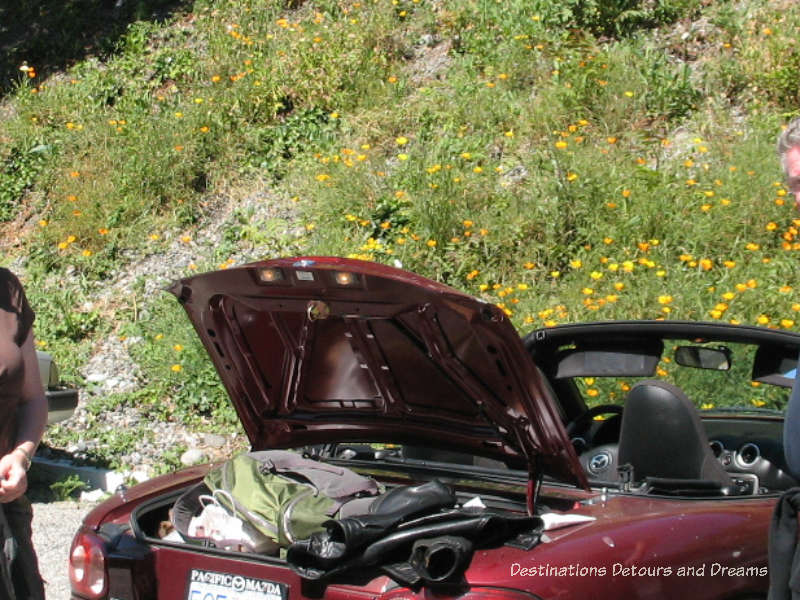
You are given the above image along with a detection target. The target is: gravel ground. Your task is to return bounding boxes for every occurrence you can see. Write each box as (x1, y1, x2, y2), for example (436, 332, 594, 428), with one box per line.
(31, 498, 95, 600)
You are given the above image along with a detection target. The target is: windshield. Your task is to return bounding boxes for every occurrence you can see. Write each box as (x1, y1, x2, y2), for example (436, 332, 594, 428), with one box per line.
(571, 341, 792, 413)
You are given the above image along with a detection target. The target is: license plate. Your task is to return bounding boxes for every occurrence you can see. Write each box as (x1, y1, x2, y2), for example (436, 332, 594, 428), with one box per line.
(186, 569, 288, 600)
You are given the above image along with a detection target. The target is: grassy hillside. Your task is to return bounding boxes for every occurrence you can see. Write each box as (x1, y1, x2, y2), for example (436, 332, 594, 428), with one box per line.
(2, 0, 800, 469)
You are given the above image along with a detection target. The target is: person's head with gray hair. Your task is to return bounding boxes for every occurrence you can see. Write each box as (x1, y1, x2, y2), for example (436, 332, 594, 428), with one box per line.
(778, 117, 800, 209)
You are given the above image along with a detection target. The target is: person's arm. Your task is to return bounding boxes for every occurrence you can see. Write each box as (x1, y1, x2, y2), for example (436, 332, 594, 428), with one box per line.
(0, 330, 47, 503)
(784, 355, 800, 480)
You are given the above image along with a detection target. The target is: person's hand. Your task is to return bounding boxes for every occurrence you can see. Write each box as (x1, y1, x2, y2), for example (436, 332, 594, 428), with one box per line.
(0, 451, 29, 503)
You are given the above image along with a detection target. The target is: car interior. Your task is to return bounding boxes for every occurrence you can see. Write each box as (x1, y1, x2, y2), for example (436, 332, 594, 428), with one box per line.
(536, 334, 800, 496)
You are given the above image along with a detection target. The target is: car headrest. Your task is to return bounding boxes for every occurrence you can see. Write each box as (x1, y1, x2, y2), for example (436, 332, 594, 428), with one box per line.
(618, 380, 731, 488)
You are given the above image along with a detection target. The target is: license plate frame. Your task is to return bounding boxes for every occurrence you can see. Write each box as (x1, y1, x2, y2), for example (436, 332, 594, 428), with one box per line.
(186, 568, 289, 600)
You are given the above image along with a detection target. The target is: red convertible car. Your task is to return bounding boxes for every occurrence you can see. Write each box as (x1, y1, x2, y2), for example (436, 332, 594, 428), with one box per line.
(69, 257, 799, 600)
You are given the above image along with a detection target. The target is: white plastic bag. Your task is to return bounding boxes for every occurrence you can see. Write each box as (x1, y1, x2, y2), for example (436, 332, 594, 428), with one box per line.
(188, 491, 278, 554)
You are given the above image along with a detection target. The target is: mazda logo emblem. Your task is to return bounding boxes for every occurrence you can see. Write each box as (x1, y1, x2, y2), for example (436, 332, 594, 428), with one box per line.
(589, 452, 611, 473)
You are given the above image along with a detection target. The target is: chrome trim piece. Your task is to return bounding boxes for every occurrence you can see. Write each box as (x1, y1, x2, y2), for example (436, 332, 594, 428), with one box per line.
(736, 442, 761, 467)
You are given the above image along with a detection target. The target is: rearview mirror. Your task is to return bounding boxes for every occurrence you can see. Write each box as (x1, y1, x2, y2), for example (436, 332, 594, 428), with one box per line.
(674, 346, 732, 371)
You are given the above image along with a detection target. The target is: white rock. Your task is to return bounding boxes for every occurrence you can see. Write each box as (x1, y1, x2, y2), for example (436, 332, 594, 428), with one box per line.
(204, 433, 227, 449)
(180, 448, 207, 466)
(80, 489, 107, 503)
(105, 471, 128, 492)
(130, 470, 150, 484)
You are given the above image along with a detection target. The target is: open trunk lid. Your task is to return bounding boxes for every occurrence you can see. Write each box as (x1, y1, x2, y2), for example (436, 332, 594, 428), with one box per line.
(169, 257, 586, 487)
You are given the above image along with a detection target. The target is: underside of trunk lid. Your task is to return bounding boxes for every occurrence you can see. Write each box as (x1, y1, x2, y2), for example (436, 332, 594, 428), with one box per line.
(168, 257, 585, 487)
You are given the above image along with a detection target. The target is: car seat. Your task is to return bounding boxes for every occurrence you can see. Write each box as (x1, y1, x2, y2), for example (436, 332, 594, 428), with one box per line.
(617, 379, 732, 494)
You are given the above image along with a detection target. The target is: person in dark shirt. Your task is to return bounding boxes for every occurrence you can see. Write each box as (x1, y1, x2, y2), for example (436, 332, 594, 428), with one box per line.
(0, 268, 47, 600)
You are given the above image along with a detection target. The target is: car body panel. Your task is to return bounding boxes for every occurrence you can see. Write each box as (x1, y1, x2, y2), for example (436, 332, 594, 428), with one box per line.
(169, 257, 586, 487)
(466, 494, 770, 598)
(84, 474, 771, 599)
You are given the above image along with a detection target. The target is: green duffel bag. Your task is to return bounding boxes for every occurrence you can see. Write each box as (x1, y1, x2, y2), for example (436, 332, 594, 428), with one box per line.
(203, 451, 382, 548)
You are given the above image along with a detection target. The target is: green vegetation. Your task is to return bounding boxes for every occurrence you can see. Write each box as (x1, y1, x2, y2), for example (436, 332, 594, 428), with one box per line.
(2, 0, 800, 468)
(49, 474, 89, 501)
